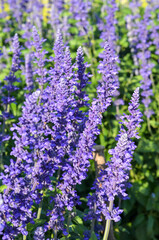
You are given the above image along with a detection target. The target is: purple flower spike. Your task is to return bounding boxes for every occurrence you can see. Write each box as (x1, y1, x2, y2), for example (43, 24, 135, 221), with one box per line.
(70, 0, 92, 36)
(25, 53, 34, 92)
(98, 41, 119, 112)
(49, 0, 68, 37)
(128, 3, 154, 118)
(0, 34, 21, 146)
(11, 33, 21, 72)
(53, 30, 65, 73)
(32, 26, 48, 86)
(87, 88, 142, 223)
(98, 0, 118, 52)
(120, 87, 143, 139)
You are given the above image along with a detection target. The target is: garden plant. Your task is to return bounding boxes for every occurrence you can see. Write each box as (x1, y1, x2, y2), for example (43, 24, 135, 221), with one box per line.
(0, 0, 159, 240)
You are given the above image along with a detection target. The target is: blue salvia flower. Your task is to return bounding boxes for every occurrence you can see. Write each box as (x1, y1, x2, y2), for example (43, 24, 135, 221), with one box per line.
(22, 19, 34, 49)
(0, 34, 21, 145)
(52, 30, 65, 75)
(74, 46, 90, 108)
(125, 0, 141, 75)
(98, 42, 119, 112)
(24, 53, 34, 92)
(0, 29, 49, 238)
(0, 90, 41, 239)
(7, 0, 23, 25)
(32, 26, 48, 87)
(136, 7, 154, 118)
(11, 34, 21, 72)
(98, 0, 118, 52)
(0, 46, 9, 71)
(86, 88, 142, 224)
(33, 226, 45, 240)
(149, 0, 159, 9)
(7, 0, 43, 29)
(0, 48, 2, 58)
(98, 1, 123, 110)
(126, 2, 154, 118)
(0, 194, 5, 235)
(151, 23, 159, 57)
(150, 2, 159, 57)
(70, 0, 92, 36)
(49, 0, 69, 38)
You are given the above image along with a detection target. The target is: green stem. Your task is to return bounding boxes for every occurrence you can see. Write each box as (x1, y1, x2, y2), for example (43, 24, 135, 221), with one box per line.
(37, 197, 43, 220)
(116, 105, 119, 116)
(51, 232, 54, 238)
(147, 116, 152, 135)
(54, 228, 57, 240)
(150, 73, 155, 92)
(91, 218, 96, 234)
(103, 201, 113, 240)
(91, 202, 96, 234)
(66, 213, 71, 239)
(23, 235, 27, 240)
(55, 167, 61, 195)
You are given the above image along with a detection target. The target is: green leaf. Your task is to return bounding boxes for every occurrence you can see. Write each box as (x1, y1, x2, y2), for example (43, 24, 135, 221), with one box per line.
(134, 214, 145, 227)
(89, 231, 98, 240)
(147, 215, 154, 236)
(137, 139, 159, 153)
(73, 216, 83, 225)
(135, 221, 149, 240)
(0, 185, 7, 193)
(27, 219, 46, 232)
(71, 224, 86, 237)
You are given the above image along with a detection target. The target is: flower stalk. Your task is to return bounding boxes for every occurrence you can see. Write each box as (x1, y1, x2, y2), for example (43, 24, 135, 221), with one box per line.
(103, 201, 114, 240)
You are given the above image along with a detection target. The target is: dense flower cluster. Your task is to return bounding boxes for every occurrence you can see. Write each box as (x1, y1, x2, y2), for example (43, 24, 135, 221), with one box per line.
(0, 90, 41, 238)
(0, 25, 120, 237)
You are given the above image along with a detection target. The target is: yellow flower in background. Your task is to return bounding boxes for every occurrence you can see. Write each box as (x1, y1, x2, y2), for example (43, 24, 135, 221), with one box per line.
(141, 0, 148, 7)
(42, 0, 50, 22)
(0, 3, 10, 20)
(0, 2, 9, 13)
(116, 0, 128, 4)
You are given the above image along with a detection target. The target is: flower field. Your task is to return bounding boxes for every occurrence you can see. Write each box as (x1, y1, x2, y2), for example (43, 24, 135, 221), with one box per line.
(0, 0, 159, 239)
